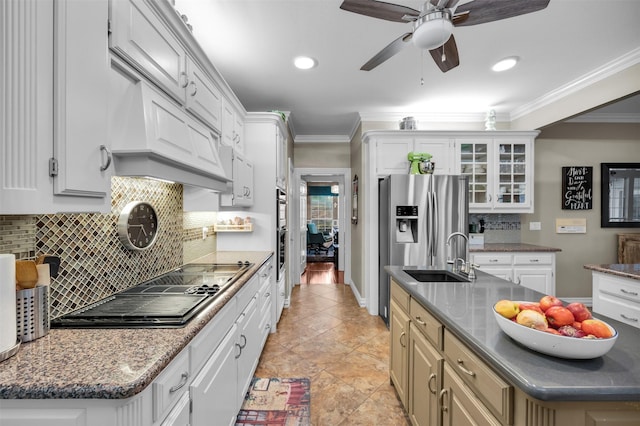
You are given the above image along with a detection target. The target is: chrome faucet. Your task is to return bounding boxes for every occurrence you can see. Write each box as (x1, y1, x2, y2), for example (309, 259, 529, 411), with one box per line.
(446, 232, 470, 274)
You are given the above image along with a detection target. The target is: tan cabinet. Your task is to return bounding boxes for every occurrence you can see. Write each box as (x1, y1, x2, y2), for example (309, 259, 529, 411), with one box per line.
(408, 322, 443, 426)
(390, 297, 410, 408)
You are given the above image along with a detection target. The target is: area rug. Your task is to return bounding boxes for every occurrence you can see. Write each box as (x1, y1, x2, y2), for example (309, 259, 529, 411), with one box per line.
(236, 377, 310, 426)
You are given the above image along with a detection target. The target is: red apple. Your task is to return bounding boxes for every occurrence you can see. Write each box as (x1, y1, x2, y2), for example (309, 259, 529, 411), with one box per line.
(518, 302, 544, 314)
(566, 302, 592, 322)
(558, 325, 586, 338)
(545, 306, 575, 328)
(539, 295, 563, 312)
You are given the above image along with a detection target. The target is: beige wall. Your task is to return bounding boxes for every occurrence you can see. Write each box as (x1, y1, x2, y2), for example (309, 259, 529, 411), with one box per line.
(521, 122, 640, 298)
(293, 142, 351, 168)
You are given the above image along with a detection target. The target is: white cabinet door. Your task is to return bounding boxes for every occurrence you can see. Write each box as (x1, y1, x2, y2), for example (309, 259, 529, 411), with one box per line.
(109, 0, 187, 104)
(456, 139, 493, 210)
(493, 139, 533, 212)
(276, 126, 286, 189)
(222, 100, 244, 154)
(219, 147, 254, 207)
(414, 138, 453, 174)
(190, 324, 239, 426)
(185, 56, 222, 132)
(514, 267, 552, 294)
(53, 0, 111, 201)
(376, 139, 413, 175)
(161, 391, 191, 426)
(236, 297, 260, 407)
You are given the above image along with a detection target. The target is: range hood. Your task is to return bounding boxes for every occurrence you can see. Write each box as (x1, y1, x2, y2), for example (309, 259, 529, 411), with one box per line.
(109, 79, 230, 191)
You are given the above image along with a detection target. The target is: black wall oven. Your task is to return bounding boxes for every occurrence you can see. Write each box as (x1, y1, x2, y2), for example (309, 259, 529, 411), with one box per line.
(276, 189, 286, 281)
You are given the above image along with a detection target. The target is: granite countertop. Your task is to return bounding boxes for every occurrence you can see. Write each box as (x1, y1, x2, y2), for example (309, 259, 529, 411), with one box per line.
(470, 243, 561, 252)
(386, 266, 640, 402)
(0, 251, 273, 400)
(584, 263, 640, 281)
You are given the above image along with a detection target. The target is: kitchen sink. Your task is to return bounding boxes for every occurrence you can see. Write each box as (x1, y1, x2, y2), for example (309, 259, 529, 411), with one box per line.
(403, 269, 469, 282)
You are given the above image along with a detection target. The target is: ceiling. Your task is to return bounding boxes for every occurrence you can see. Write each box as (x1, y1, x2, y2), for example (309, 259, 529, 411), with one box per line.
(173, 0, 640, 142)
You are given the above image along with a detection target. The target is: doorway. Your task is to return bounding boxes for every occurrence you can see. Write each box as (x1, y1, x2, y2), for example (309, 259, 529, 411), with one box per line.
(290, 168, 351, 288)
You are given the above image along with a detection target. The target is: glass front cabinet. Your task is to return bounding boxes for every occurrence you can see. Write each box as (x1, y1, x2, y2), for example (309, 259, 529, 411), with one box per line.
(456, 135, 535, 213)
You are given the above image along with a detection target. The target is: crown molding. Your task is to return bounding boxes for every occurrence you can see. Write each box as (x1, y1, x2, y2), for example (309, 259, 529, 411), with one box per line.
(510, 48, 640, 121)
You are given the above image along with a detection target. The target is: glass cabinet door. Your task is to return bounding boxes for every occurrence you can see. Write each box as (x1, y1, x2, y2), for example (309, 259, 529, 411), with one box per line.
(459, 141, 492, 208)
(496, 141, 529, 208)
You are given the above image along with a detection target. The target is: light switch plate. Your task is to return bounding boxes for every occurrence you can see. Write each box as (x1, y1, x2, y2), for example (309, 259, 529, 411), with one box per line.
(529, 222, 541, 231)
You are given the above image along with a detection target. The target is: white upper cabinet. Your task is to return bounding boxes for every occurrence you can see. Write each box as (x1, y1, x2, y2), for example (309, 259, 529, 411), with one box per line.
(109, 0, 187, 105)
(372, 133, 454, 176)
(185, 55, 223, 132)
(1, 0, 112, 214)
(219, 146, 254, 207)
(455, 133, 538, 213)
(222, 100, 245, 154)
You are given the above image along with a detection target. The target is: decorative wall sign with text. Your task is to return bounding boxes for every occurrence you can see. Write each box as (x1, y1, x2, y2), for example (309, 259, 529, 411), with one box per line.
(562, 166, 593, 210)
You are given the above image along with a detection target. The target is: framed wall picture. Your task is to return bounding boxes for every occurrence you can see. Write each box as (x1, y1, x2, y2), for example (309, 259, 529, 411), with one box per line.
(562, 166, 592, 210)
(351, 175, 358, 225)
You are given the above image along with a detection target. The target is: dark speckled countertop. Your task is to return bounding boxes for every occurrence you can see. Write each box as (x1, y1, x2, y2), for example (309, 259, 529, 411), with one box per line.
(470, 243, 561, 252)
(386, 266, 640, 402)
(0, 251, 272, 400)
(584, 263, 640, 281)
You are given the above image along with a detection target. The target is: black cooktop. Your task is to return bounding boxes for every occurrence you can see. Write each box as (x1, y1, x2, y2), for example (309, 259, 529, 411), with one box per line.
(51, 262, 253, 328)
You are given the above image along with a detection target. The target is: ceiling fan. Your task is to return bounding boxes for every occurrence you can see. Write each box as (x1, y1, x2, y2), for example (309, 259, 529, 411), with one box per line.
(340, 0, 550, 72)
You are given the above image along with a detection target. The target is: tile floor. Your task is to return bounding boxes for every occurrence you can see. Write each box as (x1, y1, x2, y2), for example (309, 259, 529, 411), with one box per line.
(253, 265, 410, 425)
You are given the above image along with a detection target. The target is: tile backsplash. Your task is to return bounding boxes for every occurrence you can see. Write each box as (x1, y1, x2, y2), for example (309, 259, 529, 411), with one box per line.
(0, 177, 217, 319)
(469, 213, 521, 243)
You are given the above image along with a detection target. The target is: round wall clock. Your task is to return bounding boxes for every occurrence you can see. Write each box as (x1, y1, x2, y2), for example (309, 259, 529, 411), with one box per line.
(117, 201, 158, 251)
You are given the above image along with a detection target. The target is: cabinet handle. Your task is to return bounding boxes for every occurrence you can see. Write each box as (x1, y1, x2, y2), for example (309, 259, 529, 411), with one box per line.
(169, 372, 189, 393)
(264, 292, 271, 298)
(179, 72, 189, 88)
(456, 359, 476, 377)
(235, 343, 242, 359)
(489, 259, 499, 263)
(414, 316, 427, 326)
(529, 259, 540, 263)
(99, 145, 112, 171)
(427, 373, 437, 395)
(399, 331, 406, 348)
(620, 314, 639, 322)
(438, 388, 448, 412)
(514, 276, 521, 285)
(488, 194, 492, 202)
(620, 288, 639, 297)
(239, 334, 247, 349)
(189, 81, 197, 96)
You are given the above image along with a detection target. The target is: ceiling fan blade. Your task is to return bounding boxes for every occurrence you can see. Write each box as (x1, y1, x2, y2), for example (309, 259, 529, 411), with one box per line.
(361, 32, 413, 71)
(453, 0, 550, 27)
(340, 0, 420, 23)
(430, 0, 460, 9)
(429, 35, 459, 73)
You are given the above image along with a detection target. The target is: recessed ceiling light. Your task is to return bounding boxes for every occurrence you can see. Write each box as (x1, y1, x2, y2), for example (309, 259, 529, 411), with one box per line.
(492, 56, 519, 72)
(294, 56, 317, 70)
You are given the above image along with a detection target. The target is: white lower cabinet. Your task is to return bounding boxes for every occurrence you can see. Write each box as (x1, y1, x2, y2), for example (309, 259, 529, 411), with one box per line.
(592, 271, 640, 329)
(190, 323, 239, 426)
(471, 251, 556, 295)
(0, 258, 274, 426)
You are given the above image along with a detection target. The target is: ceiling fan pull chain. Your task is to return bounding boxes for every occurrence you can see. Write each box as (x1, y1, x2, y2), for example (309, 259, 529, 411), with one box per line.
(420, 50, 425, 85)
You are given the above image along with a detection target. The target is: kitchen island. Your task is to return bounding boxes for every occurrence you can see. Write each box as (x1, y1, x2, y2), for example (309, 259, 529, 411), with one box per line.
(386, 265, 640, 425)
(0, 251, 273, 426)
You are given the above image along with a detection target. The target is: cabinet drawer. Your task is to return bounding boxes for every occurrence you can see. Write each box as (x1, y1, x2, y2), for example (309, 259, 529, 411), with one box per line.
(391, 279, 410, 312)
(512, 253, 553, 265)
(153, 350, 190, 422)
(593, 292, 640, 329)
(472, 254, 512, 266)
(236, 275, 260, 312)
(443, 330, 513, 425)
(597, 274, 640, 304)
(410, 298, 443, 350)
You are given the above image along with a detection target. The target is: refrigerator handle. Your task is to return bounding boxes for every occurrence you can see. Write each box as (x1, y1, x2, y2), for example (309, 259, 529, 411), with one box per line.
(432, 191, 439, 258)
(426, 190, 433, 258)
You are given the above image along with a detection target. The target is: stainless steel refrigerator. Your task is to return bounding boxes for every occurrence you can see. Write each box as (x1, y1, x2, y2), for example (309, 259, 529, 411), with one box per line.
(378, 174, 469, 325)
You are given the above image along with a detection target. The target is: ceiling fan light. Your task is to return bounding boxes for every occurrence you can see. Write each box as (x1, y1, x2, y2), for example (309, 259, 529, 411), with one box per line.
(492, 56, 519, 72)
(294, 56, 317, 70)
(412, 11, 453, 50)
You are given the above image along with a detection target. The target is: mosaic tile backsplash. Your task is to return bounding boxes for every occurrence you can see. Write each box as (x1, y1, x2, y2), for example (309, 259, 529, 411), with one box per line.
(0, 177, 217, 319)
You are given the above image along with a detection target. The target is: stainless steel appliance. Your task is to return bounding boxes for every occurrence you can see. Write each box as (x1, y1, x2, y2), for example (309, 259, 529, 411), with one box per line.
(276, 189, 287, 281)
(51, 262, 252, 328)
(378, 174, 468, 325)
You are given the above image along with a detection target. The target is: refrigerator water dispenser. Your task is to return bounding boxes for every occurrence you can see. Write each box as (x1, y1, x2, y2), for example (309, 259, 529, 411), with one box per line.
(395, 206, 418, 243)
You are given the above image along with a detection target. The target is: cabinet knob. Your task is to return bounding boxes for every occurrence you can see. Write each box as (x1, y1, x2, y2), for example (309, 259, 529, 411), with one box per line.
(189, 80, 197, 96)
(179, 72, 189, 88)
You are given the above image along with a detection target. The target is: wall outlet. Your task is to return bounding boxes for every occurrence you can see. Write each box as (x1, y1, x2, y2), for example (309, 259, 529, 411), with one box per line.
(529, 222, 541, 231)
